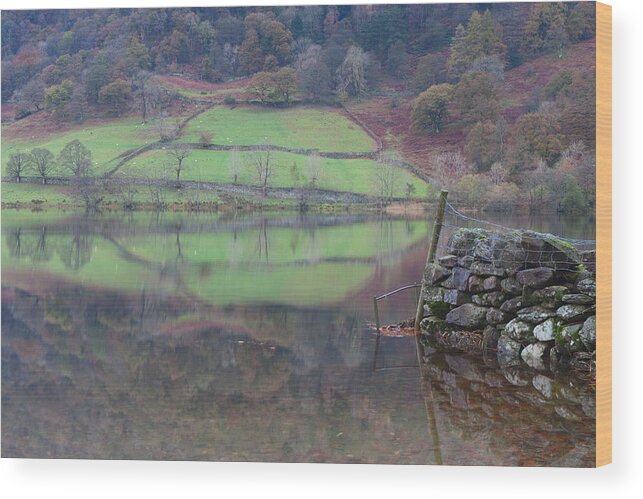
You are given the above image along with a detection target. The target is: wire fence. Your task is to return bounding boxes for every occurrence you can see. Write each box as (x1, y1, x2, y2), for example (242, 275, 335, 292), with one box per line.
(435, 200, 596, 273)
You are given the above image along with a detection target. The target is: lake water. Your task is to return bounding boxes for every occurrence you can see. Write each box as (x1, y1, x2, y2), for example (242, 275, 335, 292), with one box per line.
(1, 209, 596, 465)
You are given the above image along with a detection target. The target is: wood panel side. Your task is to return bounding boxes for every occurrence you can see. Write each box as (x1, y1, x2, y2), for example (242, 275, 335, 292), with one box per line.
(595, 1, 612, 468)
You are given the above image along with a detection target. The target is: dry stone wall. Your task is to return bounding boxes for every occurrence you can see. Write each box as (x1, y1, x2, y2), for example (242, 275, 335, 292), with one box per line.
(419, 228, 596, 373)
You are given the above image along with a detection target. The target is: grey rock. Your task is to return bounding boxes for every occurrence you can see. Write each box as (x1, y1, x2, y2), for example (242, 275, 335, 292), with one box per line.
(472, 291, 506, 307)
(441, 274, 455, 289)
(423, 286, 444, 303)
(443, 289, 470, 306)
(556, 304, 591, 322)
(452, 267, 472, 291)
(520, 342, 550, 370)
(563, 293, 595, 305)
(500, 277, 523, 295)
(532, 285, 568, 308)
(447, 229, 491, 257)
(503, 366, 531, 386)
(483, 276, 500, 291)
(500, 296, 523, 313)
(532, 374, 554, 399)
(420, 316, 446, 335)
(517, 306, 556, 324)
(533, 318, 557, 341)
(438, 254, 458, 267)
(579, 315, 596, 351)
(467, 275, 483, 293)
(577, 278, 596, 296)
(557, 324, 585, 353)
(504, 318, 533, 342)
(516, 267, 555, 289)
(470, 261, 506, 277)
(555, 406, 581, 421)
(424, 263, 451, 286)
(486, 307, 510, 325)
(497, 335, 522, 367)
(482, 325, 500, 351)
(457, 255, 474, 268)
(445, 303, 488, 329)
(467, 275, 484, 293)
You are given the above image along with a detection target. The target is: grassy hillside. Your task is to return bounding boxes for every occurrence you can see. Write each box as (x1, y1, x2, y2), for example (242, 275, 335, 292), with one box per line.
(121, 149, 426, 198)
(2, 116, 160, 176)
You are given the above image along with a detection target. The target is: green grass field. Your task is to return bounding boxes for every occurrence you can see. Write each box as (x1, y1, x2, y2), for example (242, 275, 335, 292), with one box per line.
(0, 178, 220, 207)
(120, 149, 427, 198)
(1, 117, 160, 176)
(2, 105, 431, 202)
(179, 106, 378, 153)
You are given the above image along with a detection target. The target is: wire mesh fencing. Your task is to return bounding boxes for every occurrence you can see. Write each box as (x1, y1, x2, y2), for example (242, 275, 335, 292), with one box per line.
(435, 200, 596, 274)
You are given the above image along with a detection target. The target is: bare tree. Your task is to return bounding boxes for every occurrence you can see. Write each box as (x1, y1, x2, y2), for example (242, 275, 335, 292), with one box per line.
(30, 148, 56, 184)
(7, 151, 31, 183)
(433, 150, 472, 189)
(112, 173, 138, 210)
(145, 176, 166, 210)
(70, 176, 106, 212)
(132, 71, 168, 123)
(252, 149, 273, 196)
(198, 131, 214, 148)
(167, 145, 191, 182)
(59, 140, 93, 177)
(304, 152, 323, 188)
(489, 162, 508, 185)
(373, 158, 401, 210)
(228, 147, 243, 184)
(152, 117, 180, 142)
(336, 45, 370, 100)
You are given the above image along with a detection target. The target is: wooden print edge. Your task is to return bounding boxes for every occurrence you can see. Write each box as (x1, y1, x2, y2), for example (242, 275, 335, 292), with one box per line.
(595, 1, 612, 468)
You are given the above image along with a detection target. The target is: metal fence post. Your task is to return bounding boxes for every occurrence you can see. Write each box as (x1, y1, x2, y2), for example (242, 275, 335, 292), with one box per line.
(414, 189, 448, 334)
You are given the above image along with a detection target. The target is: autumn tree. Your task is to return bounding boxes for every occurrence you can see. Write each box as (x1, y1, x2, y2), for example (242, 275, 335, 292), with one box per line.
(44, 79, 74, 119)
(239, 29, 264, 74)
(296, 44, 333, 102)
(464, 121, 502, 171)
(567, 2, 596, 42)
(507, 112, 564, 169)
(448, 10, 506, 80)
(12, 75, 45, 117)
(167, 145, 191, 182)
(412, 52, 448, 93)
(522, 2, 569, 58)
(271, 67, 297, 104)
(6, 151, 31, 183)
(30, 148, 56, 184)
(99, 79, 132, 116)
(411, 83, 454, 134)
(59, 140, 93, 177)
(454, 72, 501, 124)
(249, 71, 276, 103)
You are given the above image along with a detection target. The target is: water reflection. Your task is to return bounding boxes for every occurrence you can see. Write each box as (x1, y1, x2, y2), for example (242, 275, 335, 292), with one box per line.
(1, 211, 595, 465)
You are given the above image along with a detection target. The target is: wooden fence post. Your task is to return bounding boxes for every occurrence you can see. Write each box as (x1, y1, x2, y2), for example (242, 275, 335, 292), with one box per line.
(414, 189, 449, 334)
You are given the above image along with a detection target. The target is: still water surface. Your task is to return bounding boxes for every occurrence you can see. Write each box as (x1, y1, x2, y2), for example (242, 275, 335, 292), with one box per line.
(1, 210, 596, 465)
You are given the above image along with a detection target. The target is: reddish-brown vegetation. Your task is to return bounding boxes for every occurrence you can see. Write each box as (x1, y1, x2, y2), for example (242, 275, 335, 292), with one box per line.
(347, 40, 596, 178)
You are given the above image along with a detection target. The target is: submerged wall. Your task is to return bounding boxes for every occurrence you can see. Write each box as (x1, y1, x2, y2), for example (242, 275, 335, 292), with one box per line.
(419, 228, 596, 373)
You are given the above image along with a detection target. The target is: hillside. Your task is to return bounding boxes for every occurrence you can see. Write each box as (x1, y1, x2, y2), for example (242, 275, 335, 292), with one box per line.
(346, 39, 597, 177)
